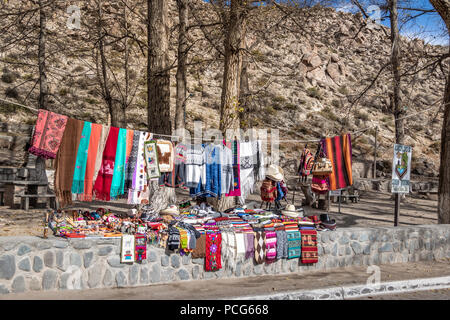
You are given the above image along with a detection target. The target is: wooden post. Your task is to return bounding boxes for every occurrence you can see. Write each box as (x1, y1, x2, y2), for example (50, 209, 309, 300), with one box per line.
(394, 193, 400, 226)
(373, 127, 378, 179)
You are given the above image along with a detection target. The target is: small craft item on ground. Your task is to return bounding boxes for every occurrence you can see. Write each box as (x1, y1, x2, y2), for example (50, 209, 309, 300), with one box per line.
(281, 204, 304, 218)
(160, 205, 180, 216)
(135, 234, 147, 262)
(319, 214, 336, 230)
(121, 234, 135, 263)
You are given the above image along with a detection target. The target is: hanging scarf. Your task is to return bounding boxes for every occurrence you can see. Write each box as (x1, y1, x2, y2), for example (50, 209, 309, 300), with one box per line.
(71, 121, 92, 194)
(239, 141, 255, 205)
(54, 118, 84, 208)
(205, 232, 222, 272)
(93, 127, 119, 201)
(265, 231, 277, 262)
(93, 125, 110, 183)
(287, 230, 302, 259)
(29, 109, 68, 159)
(125, 130, 140, 190)
(226, 140, 241, 197)
(300, 229, 318, 264)
(254, 230, 266, 264)
(125, 129, 134, 163)
(244, 232, 254, 260)
(252, 140, 265, 182)
(144, 140, 160, 180)
(128, 132, 148, 205)
(81, 123, 103, 201)
(110, 128, 127, 199)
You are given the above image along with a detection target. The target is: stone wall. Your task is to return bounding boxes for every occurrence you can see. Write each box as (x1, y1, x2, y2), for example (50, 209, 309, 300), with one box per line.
(1, 224, 450, 295)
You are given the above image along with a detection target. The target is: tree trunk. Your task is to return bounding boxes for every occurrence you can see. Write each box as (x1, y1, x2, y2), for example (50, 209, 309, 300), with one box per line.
(216, 0, 248, 212)
(147, 0, 174, 212)
(389, 0, 404, 146)
(238, 45, 250, 129)
(219, 0, 248, 133)
(37, 0, 48, 185)
(97, 0, 126, 128)
(175, 0, 188, 131)
(147, 0, 171, 135)
(429, 0, 450, 224)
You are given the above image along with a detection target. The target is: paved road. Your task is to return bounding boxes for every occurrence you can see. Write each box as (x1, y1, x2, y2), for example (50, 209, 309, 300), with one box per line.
(356, 288, 450, 300)
(3, 259, 450, 300)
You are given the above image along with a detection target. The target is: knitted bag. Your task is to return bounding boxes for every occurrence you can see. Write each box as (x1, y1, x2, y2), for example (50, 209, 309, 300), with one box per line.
(260, 179, 277, 202)
(298, 148, 315, 176)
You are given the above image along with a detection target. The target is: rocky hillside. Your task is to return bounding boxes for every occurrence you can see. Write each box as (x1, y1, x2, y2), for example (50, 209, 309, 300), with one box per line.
(0, 1, 447, 180)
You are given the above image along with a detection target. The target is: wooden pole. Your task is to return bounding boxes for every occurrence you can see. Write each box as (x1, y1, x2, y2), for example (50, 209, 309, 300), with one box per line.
(394, 193, 400, 226)
(373, 127, 378, 179)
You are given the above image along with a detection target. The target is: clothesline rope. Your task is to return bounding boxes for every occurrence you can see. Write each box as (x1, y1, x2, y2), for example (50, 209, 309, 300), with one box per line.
(1, 97, 444, 143)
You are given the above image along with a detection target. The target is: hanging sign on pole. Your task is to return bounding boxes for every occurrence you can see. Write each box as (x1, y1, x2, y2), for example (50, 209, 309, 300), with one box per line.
(391, 144, 412, 194)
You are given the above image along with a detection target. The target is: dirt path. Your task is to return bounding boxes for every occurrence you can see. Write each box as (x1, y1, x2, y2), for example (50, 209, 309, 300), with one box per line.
(0, 190, 438, 237)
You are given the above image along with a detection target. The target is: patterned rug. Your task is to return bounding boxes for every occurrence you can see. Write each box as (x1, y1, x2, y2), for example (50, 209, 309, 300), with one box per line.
(300, 229, 318, 264)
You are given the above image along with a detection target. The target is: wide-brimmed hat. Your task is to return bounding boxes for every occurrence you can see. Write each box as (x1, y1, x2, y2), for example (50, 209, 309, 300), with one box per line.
(320, 213, 336, 230)
(281, 204, 303, 218)
(160, 205, 179, 216)
(266, 164, 284, 182)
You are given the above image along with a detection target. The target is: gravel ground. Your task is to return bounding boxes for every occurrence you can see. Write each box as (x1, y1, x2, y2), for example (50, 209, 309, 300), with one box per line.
(0, 189, 437, 237)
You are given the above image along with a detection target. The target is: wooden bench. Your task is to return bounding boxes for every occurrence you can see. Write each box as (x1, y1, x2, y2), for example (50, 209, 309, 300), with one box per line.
(15, 194, 57, 211)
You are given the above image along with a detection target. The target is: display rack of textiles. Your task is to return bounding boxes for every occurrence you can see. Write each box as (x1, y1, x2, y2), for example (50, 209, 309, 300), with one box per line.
(45, 200, 336, 270)
(28, 109, 266, 209)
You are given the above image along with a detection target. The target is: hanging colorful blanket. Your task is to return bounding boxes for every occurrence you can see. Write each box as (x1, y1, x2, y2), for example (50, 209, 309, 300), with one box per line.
(244, 232, 254, 260)
(226, 140, 241, 197)
(144, 140, 160, 180)
(264, 231, 277, 262)
(254, 230, 266, 264)
(71, 121, 92, 194)
(300, 229, 319, 264)
(29, 109, 68, 159)
(287, 230, 302, 259)
(93, 127, 119, 201)
(205, 232, 222, 271)
(276, 229, 288, 259)
(322, 134, 353, 191)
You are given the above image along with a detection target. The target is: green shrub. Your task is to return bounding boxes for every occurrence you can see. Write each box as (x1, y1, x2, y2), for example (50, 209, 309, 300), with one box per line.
(320, 106, 338, 121)
(1, 73, 14, 84)
(5, 87, 19, 99)
(355, 110, 369, 121)
(306, 87, 321, 100)
(331, 99, 341, 108)
(338, 86, 349, 95)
